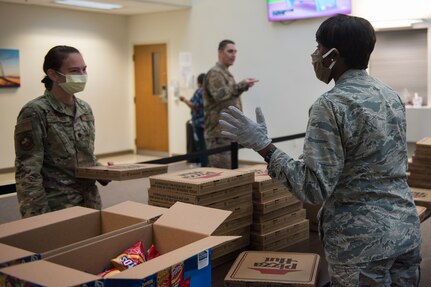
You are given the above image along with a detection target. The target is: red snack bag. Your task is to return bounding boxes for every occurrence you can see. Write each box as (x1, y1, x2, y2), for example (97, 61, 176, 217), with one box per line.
(171, 262, 184, 287)
(157, 268, 171, 287)
(147, 244, 160, 260)
(98, 267, 122, 278)
(111, 241, 146, 270)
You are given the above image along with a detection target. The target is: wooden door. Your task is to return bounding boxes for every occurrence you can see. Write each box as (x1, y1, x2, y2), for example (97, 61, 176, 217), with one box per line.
(134, 44, 169, 153)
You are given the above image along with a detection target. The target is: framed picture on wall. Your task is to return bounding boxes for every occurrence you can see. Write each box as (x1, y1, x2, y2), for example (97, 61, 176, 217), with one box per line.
(0, 49, 20, 88)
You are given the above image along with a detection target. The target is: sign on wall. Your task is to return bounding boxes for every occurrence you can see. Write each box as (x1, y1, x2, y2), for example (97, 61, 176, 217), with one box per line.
(0, 49, 20, 88)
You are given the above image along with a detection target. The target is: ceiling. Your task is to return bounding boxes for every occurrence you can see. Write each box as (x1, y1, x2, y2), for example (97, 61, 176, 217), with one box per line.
(0, 0, 192, 15)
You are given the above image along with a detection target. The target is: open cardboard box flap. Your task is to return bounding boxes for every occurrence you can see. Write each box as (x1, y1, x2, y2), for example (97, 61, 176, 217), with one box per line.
(103, 200, 167, 220)
(0, 243, 35, 264)
(1, 260, 100, 287)
(154, 201, 232, 236)
(0, 206, 97, 239)
(0, 202, 166, 265)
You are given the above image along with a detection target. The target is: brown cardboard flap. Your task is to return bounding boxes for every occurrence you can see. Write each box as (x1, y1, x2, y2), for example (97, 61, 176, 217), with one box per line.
(0, 212, 101, 253)
(154, 202, 232, 236)
(103, 201, 167, 221)
(113, 235, 240, 279)
(0, 206, 97, 239)
(0, 243, 34, 264)
(45, 225, 153, 275)
(0, 260, 99, 287)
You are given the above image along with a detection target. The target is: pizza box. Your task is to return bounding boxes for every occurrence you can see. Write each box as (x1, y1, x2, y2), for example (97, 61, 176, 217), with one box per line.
(149, 167, 254, 194)
(238, 164, 286, 192)
(251, 220, 309, 246)
(253, 201, 303, 223)
(253, 185, 290, 202)
(250, 229, 310, 252)
(415, 137, 431, 150)
(252, 208, 307, 234)
(253, 194, 301, 215)
(224, 251, 320, 287)
(148, 184, 252, 206)
(416, 205, 430, 222)
(76, 163, 167, 181)
(410, 187, 431, 209)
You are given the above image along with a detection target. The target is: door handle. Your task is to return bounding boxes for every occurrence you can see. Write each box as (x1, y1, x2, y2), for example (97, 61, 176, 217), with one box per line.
(161, 85, 168, 103)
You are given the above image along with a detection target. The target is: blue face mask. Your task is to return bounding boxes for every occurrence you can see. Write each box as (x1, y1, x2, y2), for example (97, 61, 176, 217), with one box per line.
(311, 48, 338, 84)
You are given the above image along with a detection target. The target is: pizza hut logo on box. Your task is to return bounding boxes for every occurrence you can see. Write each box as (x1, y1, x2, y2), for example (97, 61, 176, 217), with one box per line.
(250, 257, 302, 275)
(254, 169, 269, 177)
(179, 171, 223, 179)
(412, 191, 426, 199)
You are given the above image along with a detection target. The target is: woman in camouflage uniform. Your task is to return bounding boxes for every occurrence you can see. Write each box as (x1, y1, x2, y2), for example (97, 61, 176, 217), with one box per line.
(219, 15, 422, 286)
(14, 46, 105, 218)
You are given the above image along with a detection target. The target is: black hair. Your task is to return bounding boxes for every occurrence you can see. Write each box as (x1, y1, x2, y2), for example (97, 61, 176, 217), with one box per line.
(316, 14, 376, 69)
(197, 73, 206, 85)
(218, 39, 235, 51)
(41, 45, 80, 90)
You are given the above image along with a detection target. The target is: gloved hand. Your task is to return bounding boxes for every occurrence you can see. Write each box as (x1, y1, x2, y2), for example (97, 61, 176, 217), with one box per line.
(219, 106, 271, 152)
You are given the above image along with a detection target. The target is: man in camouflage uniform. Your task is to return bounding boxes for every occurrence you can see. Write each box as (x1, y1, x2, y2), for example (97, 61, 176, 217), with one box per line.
(219, 15, 421, 286)
(14, 46, 104, 218)
(203, 39, 258, 168)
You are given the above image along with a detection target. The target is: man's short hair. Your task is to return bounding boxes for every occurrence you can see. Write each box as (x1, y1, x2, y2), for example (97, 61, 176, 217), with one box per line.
(218, 39, 235, 51)
(316, 14, 376, 69)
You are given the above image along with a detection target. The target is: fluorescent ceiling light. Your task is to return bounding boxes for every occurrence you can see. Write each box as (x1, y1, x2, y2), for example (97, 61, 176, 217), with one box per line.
(371, 19, 423, 30)
(55, 0, 123, 10)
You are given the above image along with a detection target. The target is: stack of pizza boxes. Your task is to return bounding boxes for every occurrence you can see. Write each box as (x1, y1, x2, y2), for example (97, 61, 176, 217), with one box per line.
(147, 167, 255, 266)
(238, 165, 309, 251)
(408, 137, 431, 189)
(408, 137, 431, 221)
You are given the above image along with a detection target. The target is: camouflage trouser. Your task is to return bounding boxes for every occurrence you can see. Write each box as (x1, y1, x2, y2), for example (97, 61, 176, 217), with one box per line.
(205, 137, 232, 169)
(329, 245, 421, 287)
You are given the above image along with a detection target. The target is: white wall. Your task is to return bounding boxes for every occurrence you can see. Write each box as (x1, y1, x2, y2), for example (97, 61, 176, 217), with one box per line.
(1, 0, 431, 170)
(0, 3, 132, 169)
(128, 0, 325, 162)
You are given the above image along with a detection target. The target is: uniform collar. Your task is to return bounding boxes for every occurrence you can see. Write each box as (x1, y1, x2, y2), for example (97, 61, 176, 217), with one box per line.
(45, 90, 86, 118)
(336, 69, 369, 85)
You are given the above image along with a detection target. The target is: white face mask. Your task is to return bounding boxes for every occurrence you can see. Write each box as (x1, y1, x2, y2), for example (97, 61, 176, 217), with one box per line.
(57, 71, 87, 95)
(311, 48, 338, 84)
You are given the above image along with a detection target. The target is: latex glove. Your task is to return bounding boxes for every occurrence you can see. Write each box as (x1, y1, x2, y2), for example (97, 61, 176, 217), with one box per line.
(219, 106, 271, 152)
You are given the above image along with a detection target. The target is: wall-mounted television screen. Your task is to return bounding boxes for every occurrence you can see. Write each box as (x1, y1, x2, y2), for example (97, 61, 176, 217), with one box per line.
(267, 0, 352, 22)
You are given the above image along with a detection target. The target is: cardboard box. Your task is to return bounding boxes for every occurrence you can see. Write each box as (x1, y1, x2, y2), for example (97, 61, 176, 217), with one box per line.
(238, 164, 286, 192)
(410, 187, 431, 209)
(76, 163, 168, 181)
(148, 184, 252, 206)
(253, 185, 289, 202)
(148, 184, 252, 208)
(252, 208, 307, 234)
(250, 229, 310, 251)
(416, 205, 430, 222)
(0, 202, 238, 287)
(251, 220, 309, 246)
(253, 194, 300, 215)
(253, 201, 303, 223)
(0, 202, 166, 267)
(149, 167, 254, 194)
(224, 251, 320, 287)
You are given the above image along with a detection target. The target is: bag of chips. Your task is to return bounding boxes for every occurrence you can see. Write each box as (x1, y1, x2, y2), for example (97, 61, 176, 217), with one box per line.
(111, 241, 146, 270)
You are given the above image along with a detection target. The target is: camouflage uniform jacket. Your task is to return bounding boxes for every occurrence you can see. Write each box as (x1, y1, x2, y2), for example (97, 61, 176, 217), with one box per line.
(267, 69, 421, 264)
(203, 63, 249, 139)
(14, 90, 101, 218)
